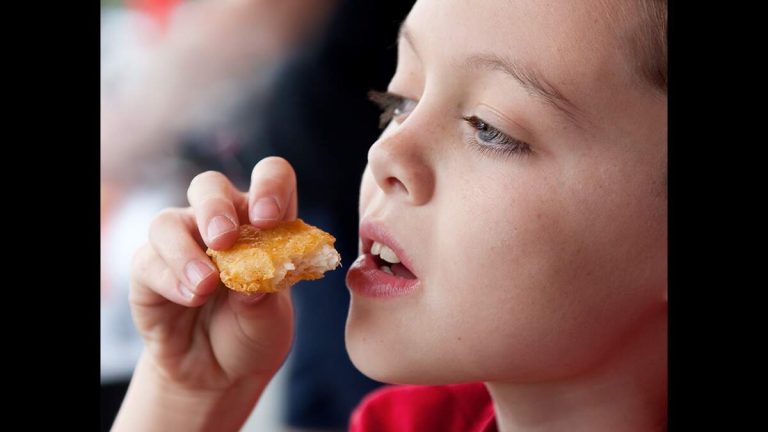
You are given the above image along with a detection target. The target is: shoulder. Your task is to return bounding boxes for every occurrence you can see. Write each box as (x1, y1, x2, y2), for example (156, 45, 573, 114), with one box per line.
(349, 383, 496, 432)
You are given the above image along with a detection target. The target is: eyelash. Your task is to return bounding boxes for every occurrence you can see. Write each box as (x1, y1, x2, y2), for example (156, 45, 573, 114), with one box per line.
(461, 115, 532, 158)
(368, 90, 413, 128)
(368, 90, 532, 158)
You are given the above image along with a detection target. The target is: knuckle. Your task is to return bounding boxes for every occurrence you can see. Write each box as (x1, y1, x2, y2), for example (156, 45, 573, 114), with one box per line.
(128, 281, 141, 305)
(199, 195, 233, 210)
(149, 208, 178, 232)
(130, 244, 150, 275)
(149, 207, 187, 239)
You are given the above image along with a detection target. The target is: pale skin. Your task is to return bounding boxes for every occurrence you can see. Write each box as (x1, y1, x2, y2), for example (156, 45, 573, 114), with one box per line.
(114, 0, 667, 430)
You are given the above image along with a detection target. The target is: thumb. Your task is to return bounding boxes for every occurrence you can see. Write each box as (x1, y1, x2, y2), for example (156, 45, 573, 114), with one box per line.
(212, 289, 295, 377)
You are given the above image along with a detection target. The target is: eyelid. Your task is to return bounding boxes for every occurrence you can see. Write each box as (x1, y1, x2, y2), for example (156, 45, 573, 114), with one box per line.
(462, 116, 532, 158)
(472, 104, 533, 144)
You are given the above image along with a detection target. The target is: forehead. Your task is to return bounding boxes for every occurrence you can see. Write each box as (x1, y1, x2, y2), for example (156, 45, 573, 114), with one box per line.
(404, 0, 641, 117)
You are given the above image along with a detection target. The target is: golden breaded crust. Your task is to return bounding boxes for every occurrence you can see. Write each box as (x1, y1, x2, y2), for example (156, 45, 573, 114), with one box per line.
(206, 219, 339, 294)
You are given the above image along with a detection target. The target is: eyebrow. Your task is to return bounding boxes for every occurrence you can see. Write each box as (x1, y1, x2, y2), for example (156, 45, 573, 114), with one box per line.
(398, 23, 586, 128)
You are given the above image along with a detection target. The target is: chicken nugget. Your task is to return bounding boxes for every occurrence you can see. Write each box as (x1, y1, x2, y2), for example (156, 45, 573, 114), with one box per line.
(206, 219, 341, 294)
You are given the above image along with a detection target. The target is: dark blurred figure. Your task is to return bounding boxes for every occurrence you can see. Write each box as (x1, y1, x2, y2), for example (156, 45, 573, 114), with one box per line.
(181, 0, 416, 429)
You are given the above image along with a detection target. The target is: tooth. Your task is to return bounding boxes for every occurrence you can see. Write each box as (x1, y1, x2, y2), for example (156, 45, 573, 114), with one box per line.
(380, 265, 393, 275)
(379, 245, 400, 264)
(371, 241, 382, 255)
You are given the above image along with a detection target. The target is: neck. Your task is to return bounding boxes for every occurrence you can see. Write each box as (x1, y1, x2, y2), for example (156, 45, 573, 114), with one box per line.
(486, 308, 667, 432)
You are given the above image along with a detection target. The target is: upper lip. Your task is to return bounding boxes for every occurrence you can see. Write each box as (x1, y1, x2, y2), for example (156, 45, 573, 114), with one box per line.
(359, 219, 419, 277)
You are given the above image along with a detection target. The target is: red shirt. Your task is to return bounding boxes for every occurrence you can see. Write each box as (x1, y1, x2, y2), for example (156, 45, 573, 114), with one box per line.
(349, 383, 498, 432)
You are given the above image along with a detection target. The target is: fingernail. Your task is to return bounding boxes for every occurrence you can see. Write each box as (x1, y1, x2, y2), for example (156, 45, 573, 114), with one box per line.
(207, 215, 236, 240)
(251, 197, 281, 221)
(185, 260, 215, 287)
(179, 282, 195, 300)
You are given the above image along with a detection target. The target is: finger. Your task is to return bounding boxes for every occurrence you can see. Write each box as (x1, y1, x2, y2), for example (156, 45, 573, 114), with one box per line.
(248, 156, 298, 228)
(148, 208, 221, 300)
(130, 243, 211, 309)
(187, 170, 245, 249)
(222, 288, 295, 374)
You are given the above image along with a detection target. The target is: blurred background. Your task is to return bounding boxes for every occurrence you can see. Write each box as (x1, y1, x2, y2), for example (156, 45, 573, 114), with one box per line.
(100, 0, 415, 430)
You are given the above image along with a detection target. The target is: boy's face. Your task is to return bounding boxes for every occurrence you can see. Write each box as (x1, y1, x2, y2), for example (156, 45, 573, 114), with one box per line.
(346, 0, 666, 384)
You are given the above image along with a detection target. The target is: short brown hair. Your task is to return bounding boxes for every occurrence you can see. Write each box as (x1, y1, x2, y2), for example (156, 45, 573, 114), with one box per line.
(630, 0, 668, 93)
(604, 0, 667, 94)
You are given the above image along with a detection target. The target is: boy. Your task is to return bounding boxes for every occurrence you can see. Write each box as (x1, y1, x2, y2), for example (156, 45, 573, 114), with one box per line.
(114, 0, 667, 430)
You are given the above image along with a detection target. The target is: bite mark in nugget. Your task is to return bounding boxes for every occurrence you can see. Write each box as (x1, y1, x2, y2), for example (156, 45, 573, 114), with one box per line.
(206, 219, 341, 294)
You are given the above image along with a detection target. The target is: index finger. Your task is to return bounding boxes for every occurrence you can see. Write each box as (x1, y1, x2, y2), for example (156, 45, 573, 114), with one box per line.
(187, 170, 247, 250)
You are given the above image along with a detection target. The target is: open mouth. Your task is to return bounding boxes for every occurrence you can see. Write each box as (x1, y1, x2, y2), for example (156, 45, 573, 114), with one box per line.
(347, 224, 421, 298)
(368, 240, 417, 279)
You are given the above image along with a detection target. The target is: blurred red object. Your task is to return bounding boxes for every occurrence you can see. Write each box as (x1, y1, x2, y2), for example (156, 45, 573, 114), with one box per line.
(126, 0, 182, 30)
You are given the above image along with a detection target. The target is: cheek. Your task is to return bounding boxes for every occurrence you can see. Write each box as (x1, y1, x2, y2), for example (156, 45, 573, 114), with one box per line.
(426, 169, 665, 381)
(348, 156, 666, 383)
(424, 182, 576, 378)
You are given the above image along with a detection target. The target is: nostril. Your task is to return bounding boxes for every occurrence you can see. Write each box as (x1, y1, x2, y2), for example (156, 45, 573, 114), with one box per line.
(386, 177, 408, 194)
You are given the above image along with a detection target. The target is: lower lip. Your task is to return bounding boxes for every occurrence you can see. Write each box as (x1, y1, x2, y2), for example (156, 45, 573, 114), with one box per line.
(346, 254, 420, 298)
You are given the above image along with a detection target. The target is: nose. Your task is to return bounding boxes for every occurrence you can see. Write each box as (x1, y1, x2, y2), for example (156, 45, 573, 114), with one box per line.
(367, 123, 435, 206)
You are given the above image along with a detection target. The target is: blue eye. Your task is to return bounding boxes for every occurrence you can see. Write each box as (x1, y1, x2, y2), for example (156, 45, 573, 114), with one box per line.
(393, 98, 417, 117)
(368, 90, 532, 158)
(462, 115, 531, 156)
(369, 90, 417, 128)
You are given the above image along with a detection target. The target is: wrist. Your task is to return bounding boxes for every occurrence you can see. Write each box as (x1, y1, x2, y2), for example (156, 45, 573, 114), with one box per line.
(112, 353, 269, 432)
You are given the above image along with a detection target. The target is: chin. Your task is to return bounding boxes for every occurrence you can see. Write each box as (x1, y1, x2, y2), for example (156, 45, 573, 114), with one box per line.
(345, 315, 401, 384)
(345, 316, 471, 386)
(347, 351, 451, 385)
(347, 349, 402, 384)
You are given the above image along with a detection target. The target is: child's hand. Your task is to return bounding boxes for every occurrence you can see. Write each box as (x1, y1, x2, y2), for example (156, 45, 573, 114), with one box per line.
(129, 157, 297, 393)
